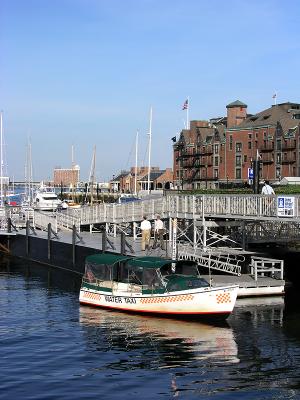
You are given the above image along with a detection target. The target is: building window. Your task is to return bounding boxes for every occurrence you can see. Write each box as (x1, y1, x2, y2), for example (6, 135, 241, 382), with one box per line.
(214, 169, 218, 179)
(214, 144, 219, 153)
(277, 153, 281, 164)
(236, 168, 241, 179)
(229, 136, 233, 150)
(248, 141, 252, 149)
(248, 133, 252, 140)
(236, 142, 242, 152)
(276, 168, 281, 179)
(214, 156, 219, 166)
(236, 155, 241, 166)
(277, 139, 281, 150)
(244, 155, 247, 162)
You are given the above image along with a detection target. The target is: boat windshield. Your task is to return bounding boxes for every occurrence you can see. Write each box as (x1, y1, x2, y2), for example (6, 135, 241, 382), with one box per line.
(118, 264, 163, 289)
(42, 196, 58, 200)
(84, 261, 113, 283)
(160, 261, 200, 277)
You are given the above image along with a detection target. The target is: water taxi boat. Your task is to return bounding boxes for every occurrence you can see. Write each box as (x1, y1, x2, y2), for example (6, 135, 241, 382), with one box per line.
(79, 254, 239, 319)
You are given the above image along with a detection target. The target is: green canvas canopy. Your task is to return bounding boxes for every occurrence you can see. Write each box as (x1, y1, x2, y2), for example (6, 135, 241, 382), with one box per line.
(86, 253, 133, 266)
(127, 256, 174, 269)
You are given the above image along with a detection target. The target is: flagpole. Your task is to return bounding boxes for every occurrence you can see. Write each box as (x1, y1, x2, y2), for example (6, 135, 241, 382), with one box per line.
(187, 96, 189, 130)
(134, 129, 138, 195)
(147, 106, 152, 194)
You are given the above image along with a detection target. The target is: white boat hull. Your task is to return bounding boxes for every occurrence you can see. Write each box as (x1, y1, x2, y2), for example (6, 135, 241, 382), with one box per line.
(79, 285, 238, 317)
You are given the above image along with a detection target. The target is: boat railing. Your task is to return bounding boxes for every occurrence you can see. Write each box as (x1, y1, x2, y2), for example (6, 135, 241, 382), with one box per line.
(250, 256, 284, 281)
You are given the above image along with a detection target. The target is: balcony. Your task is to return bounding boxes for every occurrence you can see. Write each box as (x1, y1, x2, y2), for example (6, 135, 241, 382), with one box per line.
(260, 143, 274, 152)
(182, 159, 198, 168)
(180, 150, 195, 158)
(282, 141, 296, 151)
(281, 157, 296, 164)
(260, 154, 274, 164)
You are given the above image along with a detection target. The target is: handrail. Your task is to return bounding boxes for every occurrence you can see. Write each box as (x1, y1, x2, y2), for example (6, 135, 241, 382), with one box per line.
(53, 194, 300, 230)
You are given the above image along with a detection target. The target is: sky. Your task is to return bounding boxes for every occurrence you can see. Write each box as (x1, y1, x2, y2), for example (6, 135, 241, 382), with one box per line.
(1, 0, 300, 182)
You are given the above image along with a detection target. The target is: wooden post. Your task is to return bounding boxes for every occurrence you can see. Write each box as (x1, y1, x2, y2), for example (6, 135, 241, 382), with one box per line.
(120, 232, 126, 255)
(26, 220, 30, 256)
(47, 223, 51, 260)
(7, 217, 12, 233)
(72, 224, 76, 267)
(102, 229, 107, 253)
(242, 220, 247, 250)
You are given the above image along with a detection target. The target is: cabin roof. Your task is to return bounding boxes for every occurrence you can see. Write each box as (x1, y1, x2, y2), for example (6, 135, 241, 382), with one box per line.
(127, 256, 173, 269)
(86, 254, 174, 269)
(86, 253, 132, 265)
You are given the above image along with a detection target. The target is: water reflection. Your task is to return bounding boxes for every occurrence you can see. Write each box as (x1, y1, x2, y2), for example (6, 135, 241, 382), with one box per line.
(79, 306, 240, 368)
(234, 296, 285, 326)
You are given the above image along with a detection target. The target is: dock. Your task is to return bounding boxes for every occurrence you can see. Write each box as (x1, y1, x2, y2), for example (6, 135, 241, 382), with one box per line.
(0, 193, 293, 296)
(1, 223, 285, 298)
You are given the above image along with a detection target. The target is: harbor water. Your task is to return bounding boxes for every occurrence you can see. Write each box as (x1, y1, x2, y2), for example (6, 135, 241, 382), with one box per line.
(1, 257, 300, 399)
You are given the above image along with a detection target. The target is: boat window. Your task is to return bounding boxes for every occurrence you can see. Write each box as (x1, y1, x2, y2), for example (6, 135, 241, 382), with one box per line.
(84, 262, 113, 282)
(175, 262, 199, 276)
(143, 268, 163, 288)
(42, 196, 58, 200)
(118, 264, 143, 285)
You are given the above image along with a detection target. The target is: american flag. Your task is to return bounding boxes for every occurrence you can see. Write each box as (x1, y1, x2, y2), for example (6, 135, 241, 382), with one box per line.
(272, 93, 277, 99)
(182, 99, 188, 110)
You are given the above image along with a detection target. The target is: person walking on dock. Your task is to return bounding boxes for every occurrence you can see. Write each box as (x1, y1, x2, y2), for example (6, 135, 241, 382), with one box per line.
(140, 216, 151, 251)
(261, 180, 275, 195)
(153, 215, 165, 250)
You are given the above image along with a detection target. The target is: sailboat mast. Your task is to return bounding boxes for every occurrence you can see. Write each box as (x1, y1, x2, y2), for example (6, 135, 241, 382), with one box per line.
(0, 112, 3, 207)
(87, 146, 96, 205)
(28, 139, 33, 204)
(147, 107, 152, 194)
(134, 130, 138, 195)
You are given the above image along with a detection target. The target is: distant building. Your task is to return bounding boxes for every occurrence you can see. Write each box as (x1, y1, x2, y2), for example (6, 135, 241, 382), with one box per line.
(53, 165, 80, 186)
(173, 100, 300, 188)
(110, 166, 173, 192)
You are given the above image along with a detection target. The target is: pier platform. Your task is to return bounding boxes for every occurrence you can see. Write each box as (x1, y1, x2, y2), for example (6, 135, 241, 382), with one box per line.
(3, 227, 286, 298)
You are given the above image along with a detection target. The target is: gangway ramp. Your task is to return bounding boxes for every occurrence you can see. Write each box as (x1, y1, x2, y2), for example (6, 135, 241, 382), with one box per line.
(178, 245, 244, 276)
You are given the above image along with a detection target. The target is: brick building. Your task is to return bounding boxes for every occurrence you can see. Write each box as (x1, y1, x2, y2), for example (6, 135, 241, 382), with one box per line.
(53, 165, 80, 186)
(173, 100, 300, 188)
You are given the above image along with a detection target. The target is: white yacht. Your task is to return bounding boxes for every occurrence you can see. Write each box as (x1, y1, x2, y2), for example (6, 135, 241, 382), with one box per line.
(34, 184, 61, 211)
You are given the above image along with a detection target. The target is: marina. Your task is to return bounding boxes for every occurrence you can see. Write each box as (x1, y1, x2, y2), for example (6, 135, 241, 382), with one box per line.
(0, 193, 291, 299)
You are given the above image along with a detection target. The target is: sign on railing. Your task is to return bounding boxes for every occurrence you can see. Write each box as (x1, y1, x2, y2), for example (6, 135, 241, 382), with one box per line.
(277, 196, 295, 217)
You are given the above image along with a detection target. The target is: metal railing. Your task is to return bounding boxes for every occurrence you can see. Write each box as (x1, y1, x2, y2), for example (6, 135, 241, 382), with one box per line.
(54, 194, 300, 228)
(177, 244, 243, 276)
(250, 256, 284, 281)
